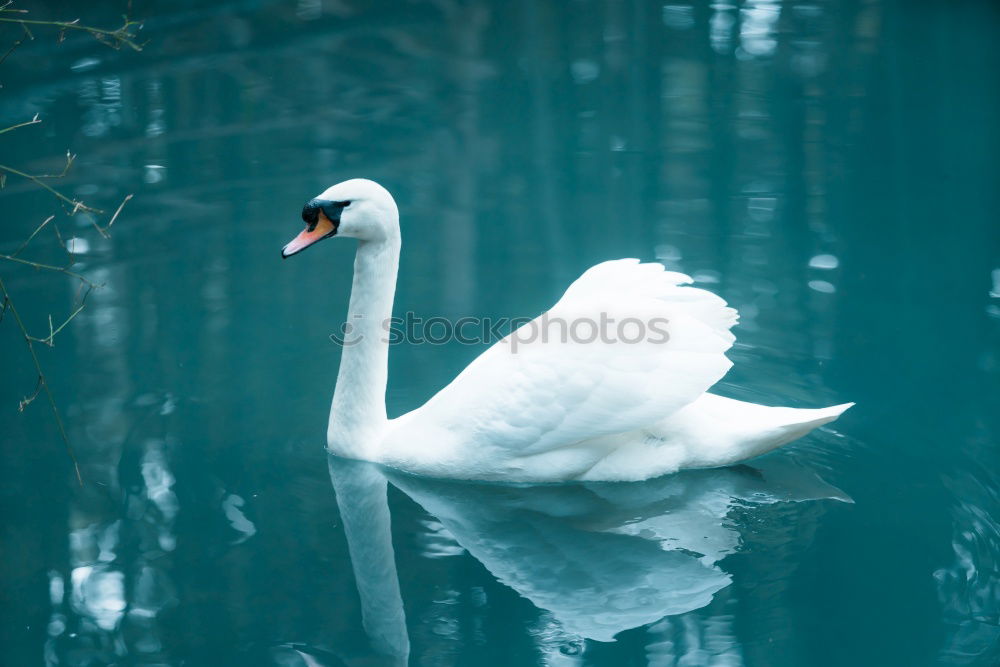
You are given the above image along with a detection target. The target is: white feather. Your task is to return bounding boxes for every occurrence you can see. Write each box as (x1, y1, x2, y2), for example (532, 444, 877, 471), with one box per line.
(301, 179, 854, 482)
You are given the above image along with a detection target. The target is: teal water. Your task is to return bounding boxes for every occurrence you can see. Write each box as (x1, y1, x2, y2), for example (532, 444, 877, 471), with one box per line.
(1, 1, 998, 665)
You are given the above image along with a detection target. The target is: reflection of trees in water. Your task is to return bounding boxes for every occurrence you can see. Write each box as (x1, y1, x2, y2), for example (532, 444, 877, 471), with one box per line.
(38, 261, 182, 664)
(2, 0, 996, 663)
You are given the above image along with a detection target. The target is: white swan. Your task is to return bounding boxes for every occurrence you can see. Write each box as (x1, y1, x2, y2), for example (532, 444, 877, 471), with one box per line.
(283, 178, 853, 482)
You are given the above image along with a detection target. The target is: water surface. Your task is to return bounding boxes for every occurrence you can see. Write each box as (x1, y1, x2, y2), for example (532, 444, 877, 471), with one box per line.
(1, 1, 998, 665)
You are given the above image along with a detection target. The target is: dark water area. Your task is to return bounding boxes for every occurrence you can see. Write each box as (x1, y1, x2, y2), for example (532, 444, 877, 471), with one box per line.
(1, 1, 998, 665)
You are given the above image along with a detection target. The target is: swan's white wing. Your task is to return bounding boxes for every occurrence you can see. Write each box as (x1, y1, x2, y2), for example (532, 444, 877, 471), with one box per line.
(386, 260, 738, 470)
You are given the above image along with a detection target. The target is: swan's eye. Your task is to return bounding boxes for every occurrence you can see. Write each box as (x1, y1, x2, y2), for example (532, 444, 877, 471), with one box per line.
(301, 199, 351, 231)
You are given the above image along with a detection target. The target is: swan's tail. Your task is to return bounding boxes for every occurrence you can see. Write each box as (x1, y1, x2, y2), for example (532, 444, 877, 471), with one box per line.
(774, 402, 855, 443)
(666, 396, 855, 468)
(696, 398, 854, 469)
(578, 396, 855, 480)
(712, 400, 855, 466)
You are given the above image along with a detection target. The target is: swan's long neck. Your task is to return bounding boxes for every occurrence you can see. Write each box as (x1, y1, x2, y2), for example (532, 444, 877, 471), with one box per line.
(327, 456, 409, 660)
(328, 236, 400, 456)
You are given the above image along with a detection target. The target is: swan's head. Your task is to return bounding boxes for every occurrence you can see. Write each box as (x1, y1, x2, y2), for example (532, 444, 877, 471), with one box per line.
(281, 178, 399, 258)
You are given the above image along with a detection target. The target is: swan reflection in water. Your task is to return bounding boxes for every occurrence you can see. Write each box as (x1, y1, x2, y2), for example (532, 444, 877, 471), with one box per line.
(327, 453, 850, 662)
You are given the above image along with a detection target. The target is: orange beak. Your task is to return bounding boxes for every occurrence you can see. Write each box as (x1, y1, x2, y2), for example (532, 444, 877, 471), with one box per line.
(282, 211, 337, 258)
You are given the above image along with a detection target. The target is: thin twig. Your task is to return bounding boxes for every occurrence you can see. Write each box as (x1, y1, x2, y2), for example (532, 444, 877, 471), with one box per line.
(0, 22, 26, 74)
(15, 150, 77, 181)
(0, 113, 39, 136)
(50, 218, 74, 264)
(19, 375, 42, 410)
(0, 41, 18, 70)
(0, 15, 143, 52)
(12, 215, 55, 257)
(1, 3, 142, 487)
(0, 162, 101, 214)
(0, 253, 102, 288)
(0, 275, 83, 486)
(29, 288, 91, 346)
(104, 193, 133, 231)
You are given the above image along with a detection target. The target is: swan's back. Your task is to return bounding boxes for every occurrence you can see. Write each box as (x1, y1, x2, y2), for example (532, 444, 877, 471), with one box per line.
(380, 260, 746, 480)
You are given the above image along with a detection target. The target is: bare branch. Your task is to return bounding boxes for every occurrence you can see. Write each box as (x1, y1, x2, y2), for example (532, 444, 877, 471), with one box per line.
(0, 253, 102, 289)
(104, 193, 133, 231)
(0, 113, 39, 135)
(0, 276, 83, 486)
(18, 375, 42, 411)
(0, 162, 102, 214)
(11, 215, 55, 257)
(0, 24, 26, 74)
(50, 219, 76, 265)
(18, 151, 77, 180)
(0, 14, 143, 52)
(29, 290, 91, 347)
(0, 2, 143, 487)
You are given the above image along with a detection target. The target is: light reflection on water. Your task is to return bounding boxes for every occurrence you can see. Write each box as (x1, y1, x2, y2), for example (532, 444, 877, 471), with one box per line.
(0, 0, 998, 665)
